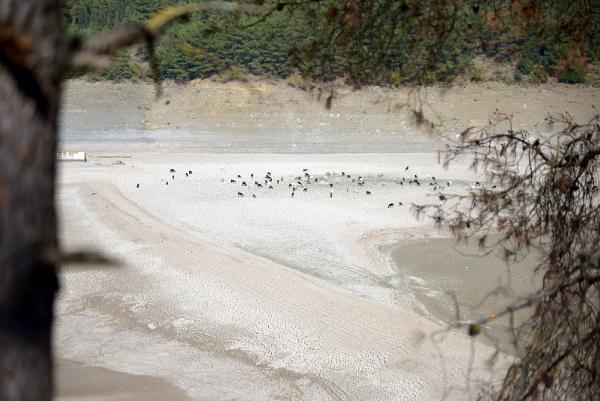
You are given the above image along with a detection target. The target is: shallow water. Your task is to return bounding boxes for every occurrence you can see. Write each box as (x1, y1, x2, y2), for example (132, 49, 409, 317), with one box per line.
(56, 359, 192, 401)
(391, 236, 541, 353)
(60, 128, 442, 154)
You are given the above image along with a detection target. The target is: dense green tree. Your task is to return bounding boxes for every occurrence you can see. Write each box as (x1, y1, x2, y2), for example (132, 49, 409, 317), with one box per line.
(62, 0, 598, 84)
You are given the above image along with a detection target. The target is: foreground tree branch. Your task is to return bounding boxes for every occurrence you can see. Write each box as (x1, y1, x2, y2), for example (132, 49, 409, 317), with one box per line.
(416, 112, 600, 401)
(0, 1, 63, 400)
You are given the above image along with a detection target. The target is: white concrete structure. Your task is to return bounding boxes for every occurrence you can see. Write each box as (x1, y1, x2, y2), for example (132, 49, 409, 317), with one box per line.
(57, 151, 86, 161)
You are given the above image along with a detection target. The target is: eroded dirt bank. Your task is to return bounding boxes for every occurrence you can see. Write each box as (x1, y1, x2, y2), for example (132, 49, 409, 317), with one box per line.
(63, 78, 600, 137)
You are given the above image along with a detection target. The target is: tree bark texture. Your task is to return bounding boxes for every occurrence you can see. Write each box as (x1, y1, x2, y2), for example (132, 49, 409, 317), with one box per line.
(0, 1, 64, 400)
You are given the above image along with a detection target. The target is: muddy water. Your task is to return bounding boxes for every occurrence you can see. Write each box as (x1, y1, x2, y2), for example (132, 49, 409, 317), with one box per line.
(392, 236, 542, 353)
(56, 359, 194, 401)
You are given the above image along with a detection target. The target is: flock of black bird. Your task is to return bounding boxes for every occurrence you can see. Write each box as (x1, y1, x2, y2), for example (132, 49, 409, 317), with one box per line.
(137, 165, 596, 210)
(221, 166, 459, 209)
(136, 168, 193, 189)
(133, 166, 524, 209)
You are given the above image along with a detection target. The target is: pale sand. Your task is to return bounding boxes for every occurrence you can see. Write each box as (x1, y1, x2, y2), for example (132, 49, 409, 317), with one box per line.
(56, 151, 509, 401)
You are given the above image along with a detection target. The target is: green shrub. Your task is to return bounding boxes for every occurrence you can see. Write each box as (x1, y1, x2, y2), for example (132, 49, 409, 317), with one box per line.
(215, 67, 249, 83)
(513, 71, 523, 83)
(469, 67, 484, 82)
(98, 51, 134, 80)
(287, 72, 312, 90)
(530, 66, 548, 84)
(558, 68, 586, 84)
(516, 57, 535, 75)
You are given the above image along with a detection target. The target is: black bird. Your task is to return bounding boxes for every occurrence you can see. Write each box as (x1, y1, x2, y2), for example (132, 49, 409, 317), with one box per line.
(476, 181, 481, 186)
(269, 185, 273, 190)
(237, 192, 244, 197)
(329, 183, 334, 188)
(303, 168, 308, 172)
(251, 173, 254, 178)
(231, 179, 236, 183)
(330, 191, 333, 198)
(136, 183, 140, 188)
(256, 182, 263, 187)
(237, 174, 242, 178)
(166, 182, 169, 185)
(185, 173, 188, 177)
(366, 191, 372, 195)
(398, 202, 403, 206)
(252, 194, 256, 198)
(405, 166, 409, 170)
(189, 170, 192, 175)
(170, 169, 176, 173)
(387, 203, 394, 208)
(291, 192, 295, 197)
(303, 188, 307, 192)
(172, 175, 175, 180)
(242, 182, 247, 186)
(289, 183, 293, 188)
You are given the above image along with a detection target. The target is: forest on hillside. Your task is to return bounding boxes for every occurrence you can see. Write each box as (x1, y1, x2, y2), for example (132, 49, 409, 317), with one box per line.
(63, 0, 599, 84)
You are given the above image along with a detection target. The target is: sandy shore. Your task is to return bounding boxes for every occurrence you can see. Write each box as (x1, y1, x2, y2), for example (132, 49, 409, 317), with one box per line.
(56, 151, 513, 401)
(54, 78, 598, 400)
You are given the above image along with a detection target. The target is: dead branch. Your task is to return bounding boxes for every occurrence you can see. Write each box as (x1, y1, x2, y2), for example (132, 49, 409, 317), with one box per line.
(417, 111, 600, 401)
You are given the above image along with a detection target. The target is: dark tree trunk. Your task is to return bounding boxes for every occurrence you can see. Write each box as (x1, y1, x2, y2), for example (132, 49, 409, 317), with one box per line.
(0, 1, 64, 400)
